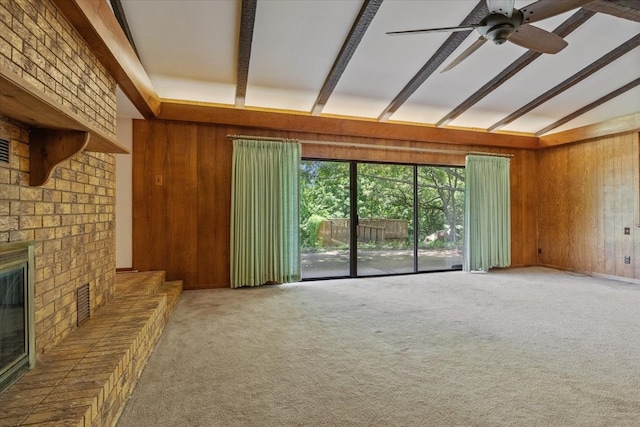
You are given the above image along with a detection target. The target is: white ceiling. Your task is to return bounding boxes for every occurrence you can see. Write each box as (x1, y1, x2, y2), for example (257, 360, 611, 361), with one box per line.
(115, 0, 640, 135)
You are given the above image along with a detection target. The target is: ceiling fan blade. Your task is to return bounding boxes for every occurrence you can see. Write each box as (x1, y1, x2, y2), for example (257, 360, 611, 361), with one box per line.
(487, 0, 515, 17)
(386, 24, 480, 36)
(509, 24, 568, 53)
(441, 37, 488, 72)
(519, 0, 593, 25)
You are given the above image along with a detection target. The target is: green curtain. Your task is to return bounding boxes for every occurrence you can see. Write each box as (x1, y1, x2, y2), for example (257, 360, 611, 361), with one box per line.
(463, 155, 511, 272)
(230, 139, 301, 288)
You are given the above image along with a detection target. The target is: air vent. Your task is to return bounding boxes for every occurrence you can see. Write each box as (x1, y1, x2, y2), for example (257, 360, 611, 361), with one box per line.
(76, 283, 90, 326)
(0, 138, 9, 164)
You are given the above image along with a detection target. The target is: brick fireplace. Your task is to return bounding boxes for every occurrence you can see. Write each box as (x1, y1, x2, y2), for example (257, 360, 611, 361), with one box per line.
(0, 1, 185, 424)
(0, 241, 35, 392)
(0, 0, 118, 361)
(0, 118, 117, 356)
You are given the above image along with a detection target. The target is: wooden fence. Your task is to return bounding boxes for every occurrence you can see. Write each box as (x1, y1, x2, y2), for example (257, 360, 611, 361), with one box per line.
(316, 218, 408, 247)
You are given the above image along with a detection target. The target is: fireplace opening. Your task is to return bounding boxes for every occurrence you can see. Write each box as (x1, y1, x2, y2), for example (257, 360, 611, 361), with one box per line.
(0, 241, 35, 394)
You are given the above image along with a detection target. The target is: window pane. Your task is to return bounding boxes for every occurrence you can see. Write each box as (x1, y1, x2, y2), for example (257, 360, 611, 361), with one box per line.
(417, 166, 465, 271)
(357, 163, 414, 275)
(300, 160, 350, 279)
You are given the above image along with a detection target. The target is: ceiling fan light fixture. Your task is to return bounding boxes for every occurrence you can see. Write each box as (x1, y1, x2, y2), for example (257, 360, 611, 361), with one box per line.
(478, 10, 522, 45)
(387, 0, 590, 69)
(485, 23, 515, 44)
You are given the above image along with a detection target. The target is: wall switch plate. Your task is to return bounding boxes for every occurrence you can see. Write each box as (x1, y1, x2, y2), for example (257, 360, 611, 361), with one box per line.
(624, 227, 630, 235)
(624, 256, 631, 264)
(154, 175, 163, 186)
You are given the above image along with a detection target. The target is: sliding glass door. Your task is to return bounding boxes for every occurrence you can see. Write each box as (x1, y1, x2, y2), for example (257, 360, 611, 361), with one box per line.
(357, 163, 414, 275)
(416, 166, 465, 271)
(300, 160, 350, 279)
(300, 160, 464, 279)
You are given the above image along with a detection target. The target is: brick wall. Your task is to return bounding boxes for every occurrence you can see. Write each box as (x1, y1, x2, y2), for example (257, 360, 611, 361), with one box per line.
(0, 0, 117, 137)
(1, 119, 117, 354)
(0, 0, 118, 354)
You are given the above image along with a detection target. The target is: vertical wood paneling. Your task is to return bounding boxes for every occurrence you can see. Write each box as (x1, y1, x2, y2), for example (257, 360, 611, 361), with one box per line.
(582, 140, 597, 273)
(165, 122, 198, 286)
(133, 120, 236, 288)
(510, 152, 523, 265)
(511, 148, 538, 267)
(196, 125, 232, 288)
(594, 139, 606, 272)
(620, 134, 635, 278)
(536, 150, 548, 266)
(540, 147, 554, 266)
(538, 132, 639, 280)
(133, 120, 199, 286)
(132, 119, 148, 270)
(133, 120, 168, 272)
(195, 125, 217, 288)
(554, 146, 568, 268)
(603, 137, 616, 273)
(613, 135, 623, 275)
(568, 143, 585, 270)
(521, 150, 538, 265)
(634, 135, 640, 279)
(133, 120, 538, 288)
(538, 145, 571, 269)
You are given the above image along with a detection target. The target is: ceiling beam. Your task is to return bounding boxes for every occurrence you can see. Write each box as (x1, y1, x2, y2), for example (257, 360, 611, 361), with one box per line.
(436, 9, 595, 127)
(235, 0, 257, 108)
(157, 100, 538, 149)
(539, 112, 640, 147)
(108, 0, 139, 58)
(488, 33, 640, 132)
(583, 0, 640, 22)
(53, 0, 160, 118)
(536, 77, 640, 136)
(311, 0, 384, 116)
(377, 1, 488, 122)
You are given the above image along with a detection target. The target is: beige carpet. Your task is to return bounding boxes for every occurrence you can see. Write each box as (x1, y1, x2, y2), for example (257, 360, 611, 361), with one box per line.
(117, 267, 640, 426)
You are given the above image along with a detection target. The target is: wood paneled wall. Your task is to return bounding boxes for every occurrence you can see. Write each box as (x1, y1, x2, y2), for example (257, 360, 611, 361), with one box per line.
(537, 132, 640, 279)
(133, 120, 232, 288)
(133, 119, 538, 289)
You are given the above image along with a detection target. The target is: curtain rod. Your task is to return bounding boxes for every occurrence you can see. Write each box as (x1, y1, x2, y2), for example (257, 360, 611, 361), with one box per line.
(225, 134, 514, 158)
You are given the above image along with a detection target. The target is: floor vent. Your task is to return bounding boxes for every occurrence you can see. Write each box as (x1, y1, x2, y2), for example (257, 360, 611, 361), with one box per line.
(0, 138, 9, 164)
(77, 284, 90, 326)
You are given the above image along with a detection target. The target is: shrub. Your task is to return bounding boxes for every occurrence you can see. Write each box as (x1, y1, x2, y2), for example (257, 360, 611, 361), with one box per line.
(302, 214, 326, 248)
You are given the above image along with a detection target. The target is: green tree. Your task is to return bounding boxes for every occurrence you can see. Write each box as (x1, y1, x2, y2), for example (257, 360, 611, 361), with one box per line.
(300, 161, 349, 247)
(299, 161, 465, 250)
(418, 166, 465, 247)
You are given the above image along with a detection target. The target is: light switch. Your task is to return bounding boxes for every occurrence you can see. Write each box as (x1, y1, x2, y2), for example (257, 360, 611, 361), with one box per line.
(155, 175, 163, 186)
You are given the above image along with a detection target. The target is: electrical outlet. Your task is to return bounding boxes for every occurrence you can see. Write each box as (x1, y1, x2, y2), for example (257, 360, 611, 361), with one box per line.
(538, 248, 542, 254)
(624, 256, 631, 264)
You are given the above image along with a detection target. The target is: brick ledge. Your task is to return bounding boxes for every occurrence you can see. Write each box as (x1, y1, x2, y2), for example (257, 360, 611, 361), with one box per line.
(0, 271, 182, 427)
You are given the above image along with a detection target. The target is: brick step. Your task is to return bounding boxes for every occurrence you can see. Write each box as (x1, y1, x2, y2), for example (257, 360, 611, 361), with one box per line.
(114, 271, 166, 297)
(160, 280, 183, 319)
(0, 271, 183, 427)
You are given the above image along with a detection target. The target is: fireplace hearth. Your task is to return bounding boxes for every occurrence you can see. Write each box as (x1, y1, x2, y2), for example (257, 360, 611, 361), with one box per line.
(0, 241, 35, 394)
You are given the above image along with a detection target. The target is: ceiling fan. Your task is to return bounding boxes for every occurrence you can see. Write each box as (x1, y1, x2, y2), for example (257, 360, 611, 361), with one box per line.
(387, 0, 593, 72)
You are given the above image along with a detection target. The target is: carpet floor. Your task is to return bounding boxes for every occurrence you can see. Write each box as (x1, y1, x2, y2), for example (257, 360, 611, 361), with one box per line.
(117, 267, 640, 426)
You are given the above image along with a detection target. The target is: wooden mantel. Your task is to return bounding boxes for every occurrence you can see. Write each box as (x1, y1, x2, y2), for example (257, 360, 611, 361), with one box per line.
(0, 67, 129, 186)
